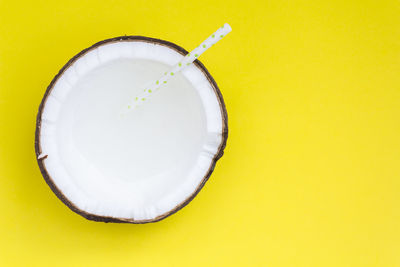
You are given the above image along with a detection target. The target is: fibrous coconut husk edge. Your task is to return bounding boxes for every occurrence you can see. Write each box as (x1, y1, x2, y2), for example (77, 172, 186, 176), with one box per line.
(35, 36, 228, 224)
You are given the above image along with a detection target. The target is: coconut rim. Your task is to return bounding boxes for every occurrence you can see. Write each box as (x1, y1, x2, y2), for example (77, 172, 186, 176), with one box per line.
(34, 36, 228, 224)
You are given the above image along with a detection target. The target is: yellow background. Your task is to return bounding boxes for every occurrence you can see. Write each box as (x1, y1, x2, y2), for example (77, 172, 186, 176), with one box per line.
(0, 0, 399, 266)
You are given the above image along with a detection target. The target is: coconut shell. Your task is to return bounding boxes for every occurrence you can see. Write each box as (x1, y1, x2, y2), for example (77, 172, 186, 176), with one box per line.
(35, 36, 228, 223)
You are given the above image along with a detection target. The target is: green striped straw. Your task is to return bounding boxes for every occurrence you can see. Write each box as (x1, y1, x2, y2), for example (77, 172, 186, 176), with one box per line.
(121, 23, 232, 114)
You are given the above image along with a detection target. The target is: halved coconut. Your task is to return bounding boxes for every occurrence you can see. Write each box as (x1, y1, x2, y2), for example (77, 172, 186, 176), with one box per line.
(35, 36, 228, 223)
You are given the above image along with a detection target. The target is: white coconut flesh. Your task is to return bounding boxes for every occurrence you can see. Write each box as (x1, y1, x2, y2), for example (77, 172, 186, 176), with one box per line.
(38, 40, 225, 221)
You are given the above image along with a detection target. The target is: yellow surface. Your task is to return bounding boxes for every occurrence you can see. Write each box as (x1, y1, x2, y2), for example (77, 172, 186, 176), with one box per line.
(0, 0, 399, 266)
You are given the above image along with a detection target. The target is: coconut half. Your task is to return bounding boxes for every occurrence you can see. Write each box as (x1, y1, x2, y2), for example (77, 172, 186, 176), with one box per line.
(35, 36, 228, 223)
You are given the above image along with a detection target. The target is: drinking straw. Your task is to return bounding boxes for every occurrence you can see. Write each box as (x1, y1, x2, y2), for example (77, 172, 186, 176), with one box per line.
(121, 23, 232, 114)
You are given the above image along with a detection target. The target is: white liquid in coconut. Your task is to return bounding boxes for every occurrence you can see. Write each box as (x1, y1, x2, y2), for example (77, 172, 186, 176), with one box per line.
(56, 58, 207, 205)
